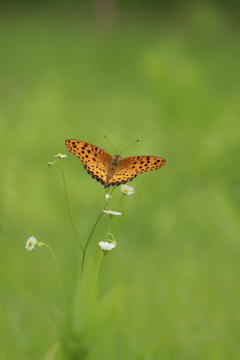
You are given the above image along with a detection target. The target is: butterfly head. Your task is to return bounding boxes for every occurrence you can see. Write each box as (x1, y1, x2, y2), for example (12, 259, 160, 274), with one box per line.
(112, 155, 122, 167)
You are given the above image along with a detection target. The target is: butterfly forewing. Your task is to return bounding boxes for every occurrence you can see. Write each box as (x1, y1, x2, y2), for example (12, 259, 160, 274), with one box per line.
(65, 139, 113, 185)
(121, 155, 166, 174)
(65, 139, 112, 165)
(107, 156, 166, 186)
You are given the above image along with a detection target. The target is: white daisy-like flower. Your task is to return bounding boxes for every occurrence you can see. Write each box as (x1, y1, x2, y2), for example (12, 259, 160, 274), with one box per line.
(25, 236, 37, 251)
(54, 153, 67, 158)
(120, 184, 135, 195)
(99, 241, 116, 251)
(105, 194, 112, 200)
(103, 210, 122, 216)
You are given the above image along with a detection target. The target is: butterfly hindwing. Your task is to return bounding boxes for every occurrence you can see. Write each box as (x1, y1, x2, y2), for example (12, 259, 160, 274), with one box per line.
(107, 165, 138, 187)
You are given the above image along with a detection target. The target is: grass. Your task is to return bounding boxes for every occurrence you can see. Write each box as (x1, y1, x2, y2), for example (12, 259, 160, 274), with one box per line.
(0, 4, 240, 359)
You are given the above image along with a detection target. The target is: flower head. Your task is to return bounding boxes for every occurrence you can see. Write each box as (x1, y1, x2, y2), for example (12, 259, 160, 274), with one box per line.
(120, 184, 135, 195)
(54, 153, 67, 158)
(103, 210, 122, 216)
(99, 241, 116, 252)
(105, 194, 112, 201)
(25, 236, 37, 251)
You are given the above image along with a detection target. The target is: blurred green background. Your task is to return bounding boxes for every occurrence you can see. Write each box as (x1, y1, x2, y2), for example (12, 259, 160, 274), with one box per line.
(1, 1, 240, 359)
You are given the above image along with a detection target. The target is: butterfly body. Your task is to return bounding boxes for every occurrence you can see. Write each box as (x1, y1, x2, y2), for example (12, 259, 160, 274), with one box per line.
(65, 139, 166, 187)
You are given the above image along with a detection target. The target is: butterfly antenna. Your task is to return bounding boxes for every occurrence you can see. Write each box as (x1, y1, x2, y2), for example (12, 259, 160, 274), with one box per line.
(104, 135, 118, 154)
(119, 139, 139, 156)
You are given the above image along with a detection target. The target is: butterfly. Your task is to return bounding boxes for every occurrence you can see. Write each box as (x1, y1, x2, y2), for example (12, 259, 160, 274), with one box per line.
(65, 139, 166, 188)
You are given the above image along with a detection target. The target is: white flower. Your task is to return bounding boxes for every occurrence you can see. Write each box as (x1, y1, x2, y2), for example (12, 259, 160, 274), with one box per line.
(54, 153, 67, 158)
(25, 236, 37, 251)
(105, 194, 112, 200)
(99, 241, 116, 251)
(120, 184, 135, 195)
(103, 210, 122, 216)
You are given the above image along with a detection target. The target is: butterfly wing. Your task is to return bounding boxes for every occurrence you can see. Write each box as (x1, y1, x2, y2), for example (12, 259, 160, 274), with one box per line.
(65, 139, 112, 186)
(107, 155, 166, 187)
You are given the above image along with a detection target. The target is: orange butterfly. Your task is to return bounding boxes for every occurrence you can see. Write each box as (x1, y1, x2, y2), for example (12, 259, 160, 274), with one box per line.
(65, 139, 166, 188)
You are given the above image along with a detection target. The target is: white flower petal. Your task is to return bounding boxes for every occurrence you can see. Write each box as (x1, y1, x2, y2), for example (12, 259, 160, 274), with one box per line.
(54, 153, 67, 158)
(25, 236, 37, 251)
(99, 241, 116, 251)
(103, 210, 122, 216)
(120, 184, 135, 195)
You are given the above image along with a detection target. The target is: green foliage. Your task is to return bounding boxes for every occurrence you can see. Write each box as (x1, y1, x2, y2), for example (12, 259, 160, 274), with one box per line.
(0, 5, 240, 359)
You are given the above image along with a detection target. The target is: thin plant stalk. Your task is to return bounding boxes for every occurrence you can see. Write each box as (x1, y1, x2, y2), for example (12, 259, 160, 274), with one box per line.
(40, 242, 67, 310)
(94, 251, 104, 286)
(81, 187, 115, 278)
(59, 159, 83, 251)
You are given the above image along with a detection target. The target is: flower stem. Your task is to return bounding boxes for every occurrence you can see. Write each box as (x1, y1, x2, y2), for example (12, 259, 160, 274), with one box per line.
(59, 159, 83, 251)
(81, 187, 115, 279)
(40, 242, 67, 310)
(81, 210, 103, 279)
(94, 251, 104, 286)
(108, 193, 125, 210)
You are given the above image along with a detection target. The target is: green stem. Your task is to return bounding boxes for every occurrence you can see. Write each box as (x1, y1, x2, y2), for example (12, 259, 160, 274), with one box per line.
(40, 242, 67, 310)
(81, 210, 104, 278)
(107, 232, 115, 242)
(59, 159, 83, 251)
(94, 251, 104, 286)
(108, 193, 125, 210)
(81, 187, 115, 278)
